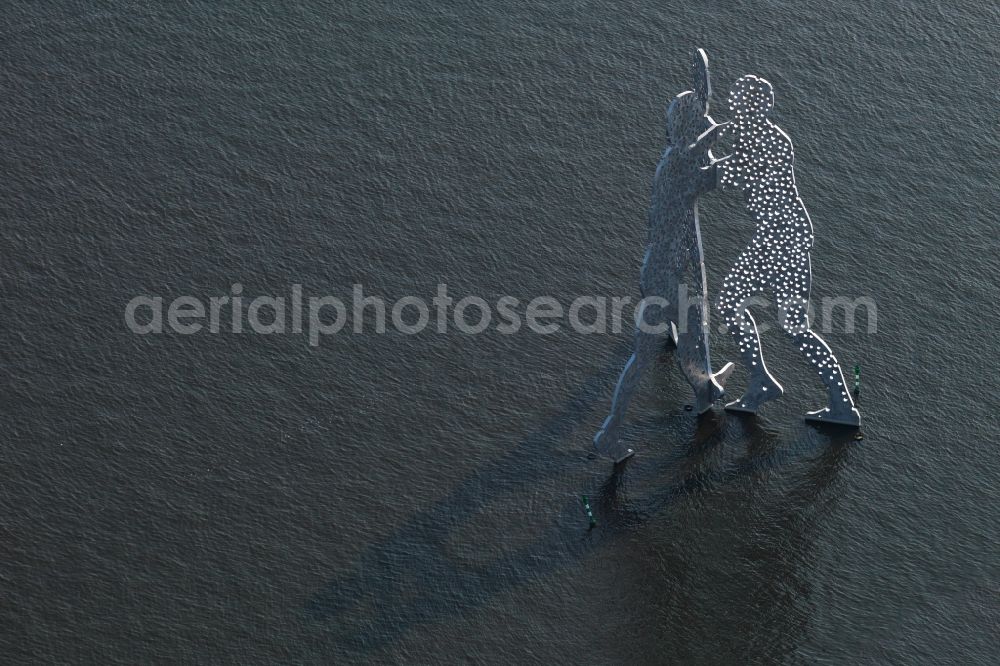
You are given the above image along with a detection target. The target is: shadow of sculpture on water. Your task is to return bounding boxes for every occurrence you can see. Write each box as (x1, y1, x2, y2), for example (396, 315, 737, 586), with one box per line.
(304, 351, 634, 651)
(305, 352, 860, 655)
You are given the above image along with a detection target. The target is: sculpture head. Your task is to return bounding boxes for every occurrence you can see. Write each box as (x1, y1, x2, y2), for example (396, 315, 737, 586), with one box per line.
(665, 91, 707, 147)
(729, 74, 774, 122)
(729, 75, 774, 121)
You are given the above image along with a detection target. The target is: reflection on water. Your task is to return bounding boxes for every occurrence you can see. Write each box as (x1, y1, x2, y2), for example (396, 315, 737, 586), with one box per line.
(599, 422, 854, 664)
(307, 355, 858, 659)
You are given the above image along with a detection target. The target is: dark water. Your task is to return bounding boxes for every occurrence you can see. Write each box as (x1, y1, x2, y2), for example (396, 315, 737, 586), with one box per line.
(3, 1, 998, 663)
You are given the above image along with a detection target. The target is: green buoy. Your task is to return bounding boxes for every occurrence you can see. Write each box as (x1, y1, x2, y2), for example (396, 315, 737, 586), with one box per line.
(581, 495, 597, 530)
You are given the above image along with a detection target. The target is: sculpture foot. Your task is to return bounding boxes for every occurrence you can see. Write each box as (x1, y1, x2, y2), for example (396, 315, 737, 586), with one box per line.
(804, 406, 861, 427)
(692, 362, 734, 414)
(724, 374, 783, 413)
(712, 361, 735, 389)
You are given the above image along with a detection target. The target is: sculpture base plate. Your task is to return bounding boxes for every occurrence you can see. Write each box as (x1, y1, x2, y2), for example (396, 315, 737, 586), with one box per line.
(804, 409, 861, 427)
(724, 403, 758, 414)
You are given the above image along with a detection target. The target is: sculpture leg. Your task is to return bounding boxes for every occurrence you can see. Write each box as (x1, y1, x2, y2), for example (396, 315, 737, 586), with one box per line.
(594, 323, 668, 460)
(717, 254, 783, 412)
(675, 326, 731, 414)
(778, 255, 860, 426)
(675, 241, 732, 413)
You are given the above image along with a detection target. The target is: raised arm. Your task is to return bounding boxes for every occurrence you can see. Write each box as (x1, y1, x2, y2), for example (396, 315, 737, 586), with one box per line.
(691, 48, 711, 116)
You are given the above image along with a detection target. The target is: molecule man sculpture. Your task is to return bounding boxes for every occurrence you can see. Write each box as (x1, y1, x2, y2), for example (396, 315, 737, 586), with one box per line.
(594, 49, 733, 463)
(594, 52, 860, 462)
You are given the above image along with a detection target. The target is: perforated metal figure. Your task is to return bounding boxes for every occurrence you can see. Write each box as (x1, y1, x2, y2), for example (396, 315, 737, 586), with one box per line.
(594, 50, 733, 461)
(717, 75, 860, 426)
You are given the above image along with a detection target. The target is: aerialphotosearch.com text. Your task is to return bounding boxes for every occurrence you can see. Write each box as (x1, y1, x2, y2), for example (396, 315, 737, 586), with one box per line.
(124, 283, 876, 346)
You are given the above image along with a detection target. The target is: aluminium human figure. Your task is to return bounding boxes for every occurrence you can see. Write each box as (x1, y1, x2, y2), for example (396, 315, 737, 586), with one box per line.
(594, 49, 733, 461)
(716, 75, 860, 425)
